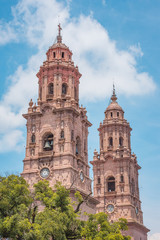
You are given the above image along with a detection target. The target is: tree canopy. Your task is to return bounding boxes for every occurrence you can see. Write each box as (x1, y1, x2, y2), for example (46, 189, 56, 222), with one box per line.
(0, 175, 131, 240)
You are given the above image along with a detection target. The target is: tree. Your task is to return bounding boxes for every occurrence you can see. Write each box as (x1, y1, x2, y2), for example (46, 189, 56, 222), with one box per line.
(81, 212, 131, 240)
(0, 175, 82, 240)
(0, 175, 131, 240)
(34, 181, 82, 240)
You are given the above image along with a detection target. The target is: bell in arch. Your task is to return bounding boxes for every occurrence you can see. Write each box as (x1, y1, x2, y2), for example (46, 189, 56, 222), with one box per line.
(44, 141, 52, 150)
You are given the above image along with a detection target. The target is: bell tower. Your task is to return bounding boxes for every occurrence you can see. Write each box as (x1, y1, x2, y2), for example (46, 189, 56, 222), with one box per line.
(21, 25, 98, 215)
(91, 86, 149, 239)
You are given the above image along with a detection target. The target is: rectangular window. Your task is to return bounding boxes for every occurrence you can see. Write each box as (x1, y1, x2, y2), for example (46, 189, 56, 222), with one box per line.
(53, 52, 56, 58)
(62, 52, 64, 58)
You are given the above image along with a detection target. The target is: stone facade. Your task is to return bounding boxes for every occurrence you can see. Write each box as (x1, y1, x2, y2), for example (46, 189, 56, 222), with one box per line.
(21, 25, 98, 219)
(22, 25, 149, 238)
(90, 87, 149, 239)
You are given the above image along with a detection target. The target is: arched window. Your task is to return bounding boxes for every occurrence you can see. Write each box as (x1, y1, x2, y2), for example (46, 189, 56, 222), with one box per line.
(97, 177, 101, 184)
(109, 137, 113, 147)
(43, 133, 53, 151)
(61, 130, 64, 139)
(53, 52, 56, 58)
(120, 175, 124, 183)
(107, 176, 115, 192)
(31, 134, 35, 143)
(76, 136, 81, 155)
(62, 83, 67, 95)
(119, 137, 123, 147)
(48, 83, 54, 95)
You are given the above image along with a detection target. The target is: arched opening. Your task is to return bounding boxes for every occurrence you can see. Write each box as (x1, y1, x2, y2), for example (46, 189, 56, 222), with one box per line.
(60, 130, 64, 139)
(109, 137, 113, 147)
(43, 133, 53, 151)
(107, 176, 115, 192)
(119, 137, 123, 147)
(53, 52, 56, 58)
(62, 83, 67, 95)
(48, 83, 54, 95)
(97, 177, 101, 184)
(31, 134, 35, 143)
(76, 136, 81, 155)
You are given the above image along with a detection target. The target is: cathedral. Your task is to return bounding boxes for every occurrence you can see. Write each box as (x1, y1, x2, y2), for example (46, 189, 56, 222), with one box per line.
(21, 25, 149, 239)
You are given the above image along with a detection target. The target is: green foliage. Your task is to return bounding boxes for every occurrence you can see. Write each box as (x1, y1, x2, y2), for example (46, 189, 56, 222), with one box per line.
(34, 181, 82, 239)
(81, 212, 131, 240)
(0, 175, 131, 240)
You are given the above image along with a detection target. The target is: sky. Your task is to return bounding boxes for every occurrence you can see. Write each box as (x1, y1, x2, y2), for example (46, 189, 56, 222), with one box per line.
(0, 0, 160, 238)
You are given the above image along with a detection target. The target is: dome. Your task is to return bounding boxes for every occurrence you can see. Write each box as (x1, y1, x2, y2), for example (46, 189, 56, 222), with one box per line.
(50, 42, 69, 51)
(105, 85, 124, 113)
(106, 101, 123, 112)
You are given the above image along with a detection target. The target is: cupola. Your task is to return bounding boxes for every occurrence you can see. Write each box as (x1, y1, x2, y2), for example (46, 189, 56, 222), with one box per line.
(105, 85, 124, 120)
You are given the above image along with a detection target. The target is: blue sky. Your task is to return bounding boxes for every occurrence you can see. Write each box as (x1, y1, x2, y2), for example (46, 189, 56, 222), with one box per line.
(0, 0, 160, 238)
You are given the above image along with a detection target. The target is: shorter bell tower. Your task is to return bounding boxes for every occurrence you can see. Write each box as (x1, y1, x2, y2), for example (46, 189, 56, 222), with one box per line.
(91, 86, 149, 240)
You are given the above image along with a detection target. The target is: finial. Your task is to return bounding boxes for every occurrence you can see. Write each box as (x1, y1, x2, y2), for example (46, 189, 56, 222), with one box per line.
(111, 84, 117, 102)
(113, 83, 115, 95)
(29, 99, 33, 107)
(57, 23, 62, 43)
(58, 23, 62, 36)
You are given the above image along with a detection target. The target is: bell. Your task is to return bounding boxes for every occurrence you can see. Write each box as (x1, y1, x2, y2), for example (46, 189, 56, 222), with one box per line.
(44, 141, 51, 149)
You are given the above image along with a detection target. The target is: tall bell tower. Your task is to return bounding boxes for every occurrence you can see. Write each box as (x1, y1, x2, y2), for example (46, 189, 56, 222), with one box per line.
(21, 25, 98, 215)
(91, 86, 149, 239)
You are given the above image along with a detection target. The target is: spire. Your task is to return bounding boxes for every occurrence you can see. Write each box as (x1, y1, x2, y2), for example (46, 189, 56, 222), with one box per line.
(57, 23, 62, 43)
(111, 84, 117, 102)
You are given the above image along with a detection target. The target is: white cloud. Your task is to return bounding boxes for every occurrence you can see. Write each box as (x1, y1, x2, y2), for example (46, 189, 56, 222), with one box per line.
(0, 0, 156, 152)
(0, 21, 17, 45)
(0, 130, 24, 152)
(129, 43, 144, 57)
(63, 16, 155, 100)
(148, 233, 160, 240)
